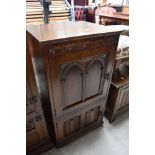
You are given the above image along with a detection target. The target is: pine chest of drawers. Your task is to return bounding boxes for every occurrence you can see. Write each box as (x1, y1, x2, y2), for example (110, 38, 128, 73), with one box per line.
(27, 21, 123, 146)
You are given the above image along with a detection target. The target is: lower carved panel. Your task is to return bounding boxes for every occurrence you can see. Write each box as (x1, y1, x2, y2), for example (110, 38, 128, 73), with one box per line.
(56, 99, 106, 145)
(63, 115, 81, 137)
(85, 106, 100, 126)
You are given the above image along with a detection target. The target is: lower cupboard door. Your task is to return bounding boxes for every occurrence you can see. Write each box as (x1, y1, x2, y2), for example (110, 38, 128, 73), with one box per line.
(56, 99, 106, 144)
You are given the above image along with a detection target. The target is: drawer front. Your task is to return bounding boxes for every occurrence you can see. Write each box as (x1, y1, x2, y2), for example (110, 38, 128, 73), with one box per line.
(46, 36, 118, 117)
(55, 98, 106, 144)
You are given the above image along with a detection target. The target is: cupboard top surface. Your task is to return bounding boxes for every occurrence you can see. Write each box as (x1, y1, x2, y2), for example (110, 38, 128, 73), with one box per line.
(26, 21, 125, 43)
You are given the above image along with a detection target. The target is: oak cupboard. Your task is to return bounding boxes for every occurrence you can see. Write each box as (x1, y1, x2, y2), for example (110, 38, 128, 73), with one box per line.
(27, 21, 123, 146)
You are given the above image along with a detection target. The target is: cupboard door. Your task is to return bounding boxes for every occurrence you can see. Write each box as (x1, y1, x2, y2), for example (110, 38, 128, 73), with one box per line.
(50, 54, 110, 117)
(56, 98, 106, 144)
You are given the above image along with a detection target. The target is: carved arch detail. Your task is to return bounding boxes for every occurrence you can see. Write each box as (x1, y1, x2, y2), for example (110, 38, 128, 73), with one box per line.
(60, 55, 108, 110)
(61, 63, 84, 81)
(85, 57, 106, 73)
(84, 56, 108, 99)
(61, 63, 84, 109)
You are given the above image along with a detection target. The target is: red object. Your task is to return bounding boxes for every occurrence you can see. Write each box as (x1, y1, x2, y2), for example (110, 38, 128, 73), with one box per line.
(74, 6, 97, 23)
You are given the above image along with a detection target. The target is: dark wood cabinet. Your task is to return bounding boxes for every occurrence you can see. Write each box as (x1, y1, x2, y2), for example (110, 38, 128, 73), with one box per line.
(26, 41, 54, 155)
(105, 53, 129, 123)
(27, 21, 123, 146)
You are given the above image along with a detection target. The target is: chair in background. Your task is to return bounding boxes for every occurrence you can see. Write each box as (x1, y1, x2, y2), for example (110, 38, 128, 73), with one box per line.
(74, 6, 97, 23)
(99, 6, 120, 25)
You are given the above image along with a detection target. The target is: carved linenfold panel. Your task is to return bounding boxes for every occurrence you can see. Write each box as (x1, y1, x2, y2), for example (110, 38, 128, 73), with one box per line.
(63, 115, 81, 137)
(49, 36, 118, 56)
(85, 107, 100, 126)
(26, 118, 35, 132)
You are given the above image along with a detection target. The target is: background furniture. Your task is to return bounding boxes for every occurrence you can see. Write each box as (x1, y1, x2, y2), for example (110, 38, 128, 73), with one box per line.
(98, 6, 120, 25)
(99, 12, 129, 25)
(27, 21, 123, 146)
(26, 40, 55, 155)
(105, 33, 129, 123)
(74, 6, 96, 23)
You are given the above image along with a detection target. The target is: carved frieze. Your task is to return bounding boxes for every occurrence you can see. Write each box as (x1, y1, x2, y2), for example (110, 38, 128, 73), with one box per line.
(49, 36, 118, 56)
